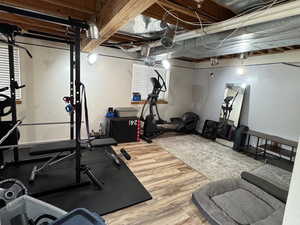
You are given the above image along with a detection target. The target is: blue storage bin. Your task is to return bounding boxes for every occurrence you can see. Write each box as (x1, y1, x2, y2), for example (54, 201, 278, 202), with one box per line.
(52, 208, 106, 225)
(132, 92, 141, 101)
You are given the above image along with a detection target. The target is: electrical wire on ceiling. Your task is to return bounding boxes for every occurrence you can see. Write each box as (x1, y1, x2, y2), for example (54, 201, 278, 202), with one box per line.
(157, 0, 287, 27)
(118, 0, 285, 62)
(282, 62, 300, 68)
(157, 1, 211, 26)
(157, 0, 280, 50)
(196, 0, 279, 50)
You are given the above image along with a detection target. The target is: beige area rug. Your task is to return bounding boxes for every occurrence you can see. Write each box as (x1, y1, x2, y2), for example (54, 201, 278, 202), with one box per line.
(155, 135, 263, 181)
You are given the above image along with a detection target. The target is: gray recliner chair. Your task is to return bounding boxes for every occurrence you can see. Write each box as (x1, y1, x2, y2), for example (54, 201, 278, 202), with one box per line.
(192, 165, 291, 225)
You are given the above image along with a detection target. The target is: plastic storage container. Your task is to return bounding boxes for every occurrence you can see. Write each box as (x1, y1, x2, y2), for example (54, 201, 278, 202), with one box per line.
(52, 208, 106, 225)
(115, 107, 138, 118)
(0, 195, 66, 225)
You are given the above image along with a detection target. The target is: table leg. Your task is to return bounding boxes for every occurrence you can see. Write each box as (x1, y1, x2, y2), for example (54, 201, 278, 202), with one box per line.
(264, 139, 267, 158)
(279, 143, 282, 159)
(290, 147, 294, 163)
(255, 137, 260, 160)
(247, 134, 251, 151)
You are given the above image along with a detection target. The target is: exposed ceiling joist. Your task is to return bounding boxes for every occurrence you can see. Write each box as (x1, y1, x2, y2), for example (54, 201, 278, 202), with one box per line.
(143, 0, 235, 30)
(156, 0, 234, 22)
(38, 0, 96, 14)
(0, 0, 94, 19)
(0, 19, 69, 37)
(197, 0, 235, 21)
(0, 12, 69, 34)
(157, 0, 205, 20)
(172, 0, 235, 21)
(142, 4, 196, 30)
(82, 0, 159, 52)
(193, 45, 300, 62)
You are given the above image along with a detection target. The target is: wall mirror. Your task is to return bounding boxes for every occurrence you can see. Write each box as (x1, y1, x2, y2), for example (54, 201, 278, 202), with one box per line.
(218, 83, 247, 140)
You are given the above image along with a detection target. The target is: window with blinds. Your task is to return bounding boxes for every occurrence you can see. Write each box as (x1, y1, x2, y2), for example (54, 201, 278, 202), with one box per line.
(132, 64, 170, 101)
(0, 45, 21, 99)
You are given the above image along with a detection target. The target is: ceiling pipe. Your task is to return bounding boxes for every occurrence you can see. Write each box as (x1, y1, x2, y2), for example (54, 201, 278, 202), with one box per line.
(125, 0, 300, 53)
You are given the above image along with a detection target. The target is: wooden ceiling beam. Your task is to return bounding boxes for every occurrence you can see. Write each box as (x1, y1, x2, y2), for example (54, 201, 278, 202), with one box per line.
(143, 0, 234, 30)
(173, 0, 235, 21)
(82, 0, 158, 52)
(0, 19, 69, 37)
(38, 0, 97, 14)
(143, 4, 196, 30)
(157, 0, 211, 21)
(0, 0, 93, 20)
(188, 46, 300, 63)
(0, 12, 69, 34)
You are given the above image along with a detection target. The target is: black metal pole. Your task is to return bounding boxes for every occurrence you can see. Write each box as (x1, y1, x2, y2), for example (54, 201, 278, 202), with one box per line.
(8, 42, 18, 163)
(74, 27, 81, 183)
(70, 44, 74, 140)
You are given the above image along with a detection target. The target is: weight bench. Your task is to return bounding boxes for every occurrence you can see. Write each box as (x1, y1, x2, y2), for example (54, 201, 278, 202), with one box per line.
(30, 138, 118, 156)
(29, 138, 118, 183)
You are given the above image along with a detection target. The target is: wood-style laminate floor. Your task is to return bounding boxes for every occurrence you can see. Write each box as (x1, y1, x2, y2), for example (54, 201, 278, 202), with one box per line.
(104, 141, 210, 225)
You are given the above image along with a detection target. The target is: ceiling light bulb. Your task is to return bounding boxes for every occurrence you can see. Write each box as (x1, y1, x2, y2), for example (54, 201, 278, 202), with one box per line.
(87, 53, 98, 65)
(237, 67, 245, 75)
(162, 59, 170, 70)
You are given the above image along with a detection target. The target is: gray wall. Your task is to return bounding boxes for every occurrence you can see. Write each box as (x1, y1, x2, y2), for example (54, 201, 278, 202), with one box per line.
(193, 64, 300, 141)
(5, 39, 195, 143)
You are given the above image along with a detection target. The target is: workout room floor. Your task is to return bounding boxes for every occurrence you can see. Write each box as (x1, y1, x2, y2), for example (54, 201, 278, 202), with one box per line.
(104, 134, 266, 225)
(155, 135, 263, 181)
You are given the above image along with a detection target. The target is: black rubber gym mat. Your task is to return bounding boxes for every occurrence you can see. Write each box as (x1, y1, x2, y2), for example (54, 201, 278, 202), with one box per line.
(0, 147, 152, 216)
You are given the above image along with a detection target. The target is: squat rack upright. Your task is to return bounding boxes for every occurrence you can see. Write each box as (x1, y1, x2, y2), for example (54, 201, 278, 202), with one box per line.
(0, 4, 90, 190)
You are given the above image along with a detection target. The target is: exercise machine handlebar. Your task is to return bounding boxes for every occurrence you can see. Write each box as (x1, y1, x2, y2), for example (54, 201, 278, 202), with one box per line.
(0, 87, 9, 92)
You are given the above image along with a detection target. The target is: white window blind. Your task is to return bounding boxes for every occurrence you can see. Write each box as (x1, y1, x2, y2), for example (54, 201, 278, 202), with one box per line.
(0, 45, 21, 99)
(132, 64, 170, 101)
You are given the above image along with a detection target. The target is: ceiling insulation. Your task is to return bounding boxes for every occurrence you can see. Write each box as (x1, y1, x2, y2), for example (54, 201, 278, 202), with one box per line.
(119, 15, 184, 40)
(148, 14, 300, 60)
(118, 0, 300, 61)
(211, 0, 294, 14)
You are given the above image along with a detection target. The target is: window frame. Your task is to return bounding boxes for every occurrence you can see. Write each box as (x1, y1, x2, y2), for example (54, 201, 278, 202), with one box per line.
(131, 63, 170, 102)
(0, 44, 22, 100)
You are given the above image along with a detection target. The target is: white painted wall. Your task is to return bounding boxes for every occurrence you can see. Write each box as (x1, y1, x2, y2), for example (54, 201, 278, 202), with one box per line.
(192, 63, 300, 141)
(12, 38, 300, 144)
(12, 39, 195, 143)
(283, 138, 300, 225)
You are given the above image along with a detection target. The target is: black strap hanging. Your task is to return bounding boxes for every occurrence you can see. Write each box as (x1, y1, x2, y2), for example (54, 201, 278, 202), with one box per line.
(80, 83, 91, 142)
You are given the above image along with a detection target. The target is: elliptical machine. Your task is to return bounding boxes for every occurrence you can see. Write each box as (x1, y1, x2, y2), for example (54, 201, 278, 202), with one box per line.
(140, 70, 199, 143)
